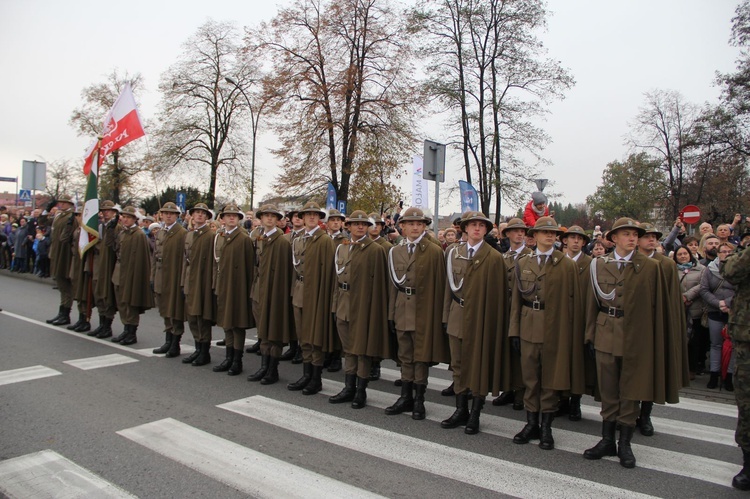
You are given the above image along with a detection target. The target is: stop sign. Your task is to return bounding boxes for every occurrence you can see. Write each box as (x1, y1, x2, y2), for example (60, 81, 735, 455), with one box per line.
(680, 205, 701, 225)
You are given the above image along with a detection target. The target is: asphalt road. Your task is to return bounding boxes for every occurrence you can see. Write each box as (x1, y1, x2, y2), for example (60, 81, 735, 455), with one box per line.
(0, 270, 744, 498)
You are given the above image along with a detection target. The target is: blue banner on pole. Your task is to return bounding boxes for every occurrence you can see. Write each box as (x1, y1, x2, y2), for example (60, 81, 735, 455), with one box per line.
(326, 182, 337, 211)
(458, 180, 478, 213)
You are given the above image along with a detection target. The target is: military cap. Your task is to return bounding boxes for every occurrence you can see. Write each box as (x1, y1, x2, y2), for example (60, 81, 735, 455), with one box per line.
(368, 212, 386, 226)
(459, 211, 493, 233)
(220, 203, 244, 219)
(345, 210, 374, 226)
(528, 216, 563, 235)
(639, 222, 663, 239)
(56, 194, 74, 204)
(189, 202, 213, 219)
(257, 204, 284, 220)
(298, 201, 327, 218)
(606, 217, 645, 241)
(120, 206, 141, 219)
(99, 200, 119, 212)
(327, 208, 346, 221)
(160, 202, 181, 214)
(502, 217, 528, 236)
(399, 207, 432, 225)
(561, 225, 590, 243)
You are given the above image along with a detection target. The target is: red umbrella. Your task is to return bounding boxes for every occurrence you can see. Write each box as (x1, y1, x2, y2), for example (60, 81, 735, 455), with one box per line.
(721, 325, 733, 380)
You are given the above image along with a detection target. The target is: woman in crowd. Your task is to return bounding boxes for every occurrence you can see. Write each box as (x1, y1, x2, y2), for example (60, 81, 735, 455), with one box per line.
(682, 236, 700, 260)
(673, 246, 707, 379)
(700, 242, 737, 390)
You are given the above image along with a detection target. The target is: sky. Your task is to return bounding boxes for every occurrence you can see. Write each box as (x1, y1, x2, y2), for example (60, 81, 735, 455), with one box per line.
(0, 0, 743, 216)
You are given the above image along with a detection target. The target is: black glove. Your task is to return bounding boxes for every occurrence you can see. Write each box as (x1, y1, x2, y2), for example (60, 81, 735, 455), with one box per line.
(510, 336, 521, 354)
(332, 313, 337, 323)
(586, 342, 596, 360)
(442, 322, 448, 334)
(388, 320, 397, 336)
(45, 199, 57, 212)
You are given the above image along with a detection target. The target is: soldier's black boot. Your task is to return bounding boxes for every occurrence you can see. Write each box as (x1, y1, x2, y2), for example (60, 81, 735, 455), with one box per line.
(96, 317, 113, 339)
(368, 362, 381, 381)
(725, 373, 735, 392)
(248, 355, 270, 382)
(120, 325, 138, 346)
(512, 389, 525, 410)
(583, 420, 618, 460)
(491, 390, 514, 406)
(292, 345, 303, 364)
(192, 341, 211, 366)
(153, 332, 172, 354)
(228, 351, 244, 376)
(733, 448, 750, 490)
(67, 313, 86, 331)
(351, 377, 369, 409)
(111, 323, 129, 343)
(182, 342, 201, 364)
(385, 381, 414, 415)
(303, 365, 323, 395)
(513, 411, 541, 444)
(245, 339, 261, 354)
(327, 355, 342, 372)
(539, 412, 555, 450)
(556, 396, 570, 416)
(213, 347, 234, 372)
(464, 396, 485, 434)
(441, 382, 455, 397)
(51, 306, 71, 326)
(165, 334, 181, 358)
(412, 384, 427, 420)
(288, 363, 312, 391)
(617, 425, 636, 468)
(88, 315, 106, 336)
(46, 306, 65, 324)
(279, 340, 298, 361)
(568, 395, 582, 421)
(636, 401, 654, 436)
(260, 357, 280, 384)
(441, 393, 470, 429)
(707, 371, 720, 389)
(329, 374, 357, 403)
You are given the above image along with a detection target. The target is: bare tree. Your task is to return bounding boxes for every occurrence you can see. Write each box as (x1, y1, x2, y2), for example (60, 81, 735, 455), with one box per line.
(247, 0, 422, 205)
(44, 159, 87, 201)
(410, 0, 574, 222)
(69, 70, 147, 204)
(153, 20, 251, 208)
(627, 89, 698, 220)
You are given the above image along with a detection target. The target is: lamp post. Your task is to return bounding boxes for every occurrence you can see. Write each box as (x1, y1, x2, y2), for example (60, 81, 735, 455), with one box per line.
(225, 76, 262, 209)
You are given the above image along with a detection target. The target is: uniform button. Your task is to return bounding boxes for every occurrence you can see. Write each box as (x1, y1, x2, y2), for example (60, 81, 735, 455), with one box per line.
(538, 277, 542, 281)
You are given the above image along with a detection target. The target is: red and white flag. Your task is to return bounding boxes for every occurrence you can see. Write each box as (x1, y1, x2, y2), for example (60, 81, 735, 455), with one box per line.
(82, 82, 145, 175)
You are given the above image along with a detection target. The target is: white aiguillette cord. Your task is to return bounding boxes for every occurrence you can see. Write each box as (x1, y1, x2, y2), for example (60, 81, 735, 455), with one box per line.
(447, 243, 467, 293)
(388, 244, 406, 286)
(589, 256, 632, 304)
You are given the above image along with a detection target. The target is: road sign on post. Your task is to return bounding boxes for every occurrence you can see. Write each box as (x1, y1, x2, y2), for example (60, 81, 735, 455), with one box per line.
(19, 189, 31, 202)
(423, 140, 446, 183)
(679, 205, 701, 225)
(534, 178, 548, 192)
(21, 160, 46, 191)
(176, 192, 186, 211)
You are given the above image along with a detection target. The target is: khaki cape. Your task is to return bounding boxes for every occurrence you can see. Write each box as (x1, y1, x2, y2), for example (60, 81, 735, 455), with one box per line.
(256, 230, 295, 343)
(153, 223, 187, 321)
(183, 225, 216, 322)
(300, 229, 336, 351)
(50, 208, 77, 280)
(215, 227, 255, 329)
(115, 226, 154, 311)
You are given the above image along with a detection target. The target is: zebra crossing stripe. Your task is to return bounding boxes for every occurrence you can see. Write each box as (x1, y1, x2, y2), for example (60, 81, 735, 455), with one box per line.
(316, 381, 739, 488)
(219, 396, 656, 498)
(0, 365, 61, 386)
(117, 418, 384, 499)
(64, 354, 138, 370)
(0, 450, 134, 498)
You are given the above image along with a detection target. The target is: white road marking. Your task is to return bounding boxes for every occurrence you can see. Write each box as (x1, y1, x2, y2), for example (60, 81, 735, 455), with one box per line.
(64, 354, 138, 370)
(0, 450, 134, 498)
(219, 396, 656, 499)
(117, 418, 384, 499)
(0, 365, 61, 386)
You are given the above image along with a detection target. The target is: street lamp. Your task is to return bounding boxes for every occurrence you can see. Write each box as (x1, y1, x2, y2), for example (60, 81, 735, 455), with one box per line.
(225, 75, 263, 210)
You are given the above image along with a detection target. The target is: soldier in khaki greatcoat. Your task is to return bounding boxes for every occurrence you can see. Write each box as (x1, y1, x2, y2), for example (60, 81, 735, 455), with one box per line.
(328, 210, 390, 409)
(87, 201, 120, 339)
(212, 204, 255, 376)
(384, 207, 448, 420)
(275, 209, 305, 362)
(509, 217, 579, 451)
(367, 212, 393, 381)
(583, 218, 679, 469)
(492, 218, 532, 409)
(46, 194, 79, 326)
(181, 203, 216, 367)
(324, 208, 348, 374)
(110, 206, 154, 345)
(287, 202, 336, 395)
(246, 204, 295, 385)
(67, 207, 91, 333)
(151, 202, 187, 357)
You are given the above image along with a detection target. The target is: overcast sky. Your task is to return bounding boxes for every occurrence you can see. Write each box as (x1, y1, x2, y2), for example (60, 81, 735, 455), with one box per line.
(0, 0, 742, 215)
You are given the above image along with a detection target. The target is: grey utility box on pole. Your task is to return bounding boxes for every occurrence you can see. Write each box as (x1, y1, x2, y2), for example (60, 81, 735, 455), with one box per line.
(22, 160, 47, 210)
(423, 140, 446, 236)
